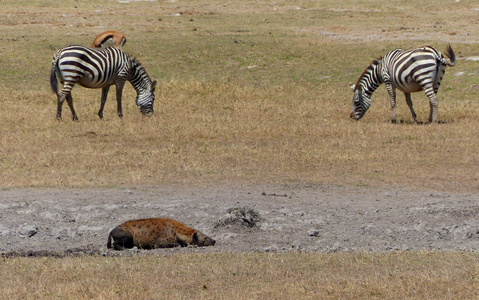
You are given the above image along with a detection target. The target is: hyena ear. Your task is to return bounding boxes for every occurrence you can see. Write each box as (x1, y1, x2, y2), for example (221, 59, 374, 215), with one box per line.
(192, 232, 199, 244)
(151, 80, 157, 92)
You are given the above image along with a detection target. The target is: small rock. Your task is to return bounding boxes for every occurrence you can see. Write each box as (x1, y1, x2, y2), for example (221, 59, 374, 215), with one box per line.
(19, 225, 38, 238)
(214, 207, 261, 228)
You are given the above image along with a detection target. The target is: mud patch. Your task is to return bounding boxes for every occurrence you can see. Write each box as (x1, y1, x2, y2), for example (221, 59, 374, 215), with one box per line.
(1, 185, 479, 256)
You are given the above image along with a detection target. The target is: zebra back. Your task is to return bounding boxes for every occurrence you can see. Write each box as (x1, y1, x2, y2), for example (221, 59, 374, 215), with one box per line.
(52, 46, 131, 88)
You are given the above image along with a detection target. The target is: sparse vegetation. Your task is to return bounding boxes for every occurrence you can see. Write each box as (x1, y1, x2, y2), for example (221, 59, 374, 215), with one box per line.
(1, 252, 479, 299)
(1, 0, 479, 298)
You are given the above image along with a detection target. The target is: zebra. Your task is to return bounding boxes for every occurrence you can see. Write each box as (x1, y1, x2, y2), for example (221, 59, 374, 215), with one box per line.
(350, 45, 455, 123)
(50, 45, 157, 120)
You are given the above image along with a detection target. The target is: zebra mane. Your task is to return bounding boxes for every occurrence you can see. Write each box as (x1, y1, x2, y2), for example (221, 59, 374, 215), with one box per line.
(355, 57, 382, 88)
(130, 56, 140, 66)
(128, 55, 141, 68)
(129, 56, 153, 83)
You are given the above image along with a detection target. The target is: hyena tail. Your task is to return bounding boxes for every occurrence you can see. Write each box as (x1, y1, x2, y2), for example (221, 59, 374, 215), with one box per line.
(107, 231, 113, 249)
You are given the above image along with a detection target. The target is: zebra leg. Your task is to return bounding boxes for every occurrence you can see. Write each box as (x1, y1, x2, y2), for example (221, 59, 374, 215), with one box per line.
(57, 81, 77, 121)
(429, 99, 439, 123)
(385, 83, 397, 123)
(98, 86, 110, 119)
(65, 94, 78, 121)
(115, 81, 126, 118)
(404, 93, 417, 122)
(56, 94, 66, 120)
(423, 87, 439, 123)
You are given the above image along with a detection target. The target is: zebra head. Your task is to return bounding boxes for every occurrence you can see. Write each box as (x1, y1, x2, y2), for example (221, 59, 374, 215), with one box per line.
(136, 80, 157, 116)
(350, 58, 382, 121)
(350, 84, 371, 120)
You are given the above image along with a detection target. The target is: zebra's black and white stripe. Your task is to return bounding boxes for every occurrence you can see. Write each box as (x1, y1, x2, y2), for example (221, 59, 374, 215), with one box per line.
(50, 45, 156, 120)
(350, 45, 455, 123)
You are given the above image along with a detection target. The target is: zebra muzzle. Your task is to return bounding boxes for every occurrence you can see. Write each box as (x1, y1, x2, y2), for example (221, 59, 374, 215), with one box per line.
(140, 107, 154, 116)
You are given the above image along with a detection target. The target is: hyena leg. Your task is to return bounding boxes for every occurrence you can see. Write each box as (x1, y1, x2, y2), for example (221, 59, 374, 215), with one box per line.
(176, 238, 188, 247)
(98, 86, 110, 119)
(153, 238, 181, 248)
(404, 93, 417, 122)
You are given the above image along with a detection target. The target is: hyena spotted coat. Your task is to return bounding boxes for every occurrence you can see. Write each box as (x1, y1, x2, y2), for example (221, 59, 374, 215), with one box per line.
(107, 218, 216, 250)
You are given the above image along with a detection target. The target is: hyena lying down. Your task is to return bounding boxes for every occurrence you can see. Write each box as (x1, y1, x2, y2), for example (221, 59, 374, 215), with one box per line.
(107, 218, 216, 250)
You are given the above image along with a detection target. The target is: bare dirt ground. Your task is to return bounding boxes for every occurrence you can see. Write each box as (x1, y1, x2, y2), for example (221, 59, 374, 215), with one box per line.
(1, 184, 479, 257)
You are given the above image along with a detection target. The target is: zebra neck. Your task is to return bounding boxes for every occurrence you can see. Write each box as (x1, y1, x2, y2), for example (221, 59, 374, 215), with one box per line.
(358, 60, 384, 97)
(129, 62, 152, 93)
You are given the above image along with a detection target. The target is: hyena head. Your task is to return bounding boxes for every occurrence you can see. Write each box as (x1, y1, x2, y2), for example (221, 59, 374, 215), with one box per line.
(192, 231, 216, 246)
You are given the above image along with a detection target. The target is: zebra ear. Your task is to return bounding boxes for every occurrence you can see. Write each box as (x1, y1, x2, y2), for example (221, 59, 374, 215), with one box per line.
(349, 83, 356, 91)
(151, 80, 157, 92)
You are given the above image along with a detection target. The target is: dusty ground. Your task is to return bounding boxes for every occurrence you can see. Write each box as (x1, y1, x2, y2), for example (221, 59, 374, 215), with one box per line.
(1, 184, 479, 257)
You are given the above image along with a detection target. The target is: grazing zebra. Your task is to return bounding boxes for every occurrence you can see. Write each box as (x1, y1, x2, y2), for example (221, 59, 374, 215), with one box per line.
(50, 45, 156, 120)
(350, 45, 455, 123)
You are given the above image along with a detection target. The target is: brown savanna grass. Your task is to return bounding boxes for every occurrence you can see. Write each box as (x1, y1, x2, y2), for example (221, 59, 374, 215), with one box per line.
(2, 252, 479, 299)
(1, 0, 479, 190)
(2, 0, 479, 298)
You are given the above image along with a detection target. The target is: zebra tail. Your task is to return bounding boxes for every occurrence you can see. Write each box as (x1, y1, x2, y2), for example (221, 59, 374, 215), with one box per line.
(50, 63, 59, 95)
(50, 52, 62, 95)
(443, 44, 456, 67)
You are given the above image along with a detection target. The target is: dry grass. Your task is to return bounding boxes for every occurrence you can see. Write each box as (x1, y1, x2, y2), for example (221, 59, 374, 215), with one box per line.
(1, 0, 479, 191)
(1, 252, 479, 299)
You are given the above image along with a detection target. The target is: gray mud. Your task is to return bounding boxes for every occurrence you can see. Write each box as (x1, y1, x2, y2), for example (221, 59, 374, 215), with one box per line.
(1, 184, 478, 257)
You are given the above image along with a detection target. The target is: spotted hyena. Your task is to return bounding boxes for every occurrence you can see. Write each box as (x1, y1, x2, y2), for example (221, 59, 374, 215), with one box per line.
(107, 218, 216, 250)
